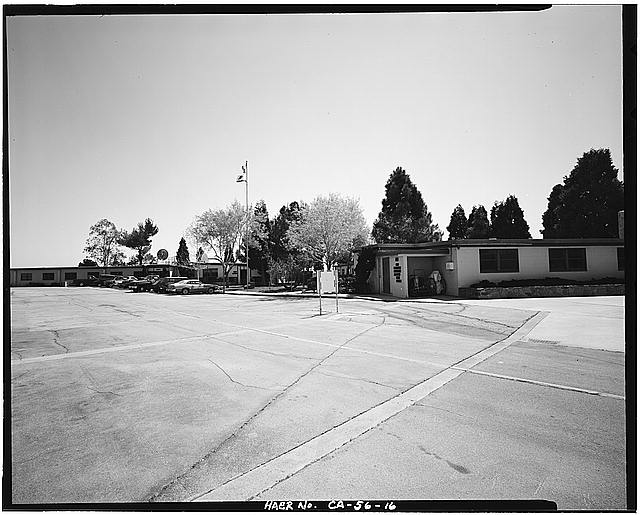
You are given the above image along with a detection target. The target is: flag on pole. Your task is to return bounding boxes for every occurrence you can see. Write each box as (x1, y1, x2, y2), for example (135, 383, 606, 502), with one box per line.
(236, 164, 246, 182)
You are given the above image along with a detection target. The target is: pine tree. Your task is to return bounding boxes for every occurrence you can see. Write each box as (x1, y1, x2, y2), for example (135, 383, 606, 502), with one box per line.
(489, 195, 531, 239)
(119, 218, 159, 265)
(466, 205, 490, 238)
(541, 148, 623, 238)
(249, 200, 271, 285)
(446, 205, 468, 239)
(176, 237, 190, 266)
(372, 167, 442, 243)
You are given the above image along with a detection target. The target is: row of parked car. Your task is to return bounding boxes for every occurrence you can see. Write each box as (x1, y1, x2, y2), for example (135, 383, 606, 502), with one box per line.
(71, 274, 219, 295)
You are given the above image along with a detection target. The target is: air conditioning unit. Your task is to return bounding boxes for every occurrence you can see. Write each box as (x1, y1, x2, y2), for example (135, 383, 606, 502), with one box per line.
(445, 261, 455, 271)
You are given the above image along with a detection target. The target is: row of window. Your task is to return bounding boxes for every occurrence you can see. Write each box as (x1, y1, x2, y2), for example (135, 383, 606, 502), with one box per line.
(18, 270, 133, 281)
(20, 272, 79, 281)
(479, 248, 624, 274)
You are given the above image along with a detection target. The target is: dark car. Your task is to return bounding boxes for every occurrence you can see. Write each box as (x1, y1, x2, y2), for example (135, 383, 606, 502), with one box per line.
(70, 276, 100, 287)
(152, 276, 188, 293)
(166, 280, 218, 295)
(129, 275, 160, 292)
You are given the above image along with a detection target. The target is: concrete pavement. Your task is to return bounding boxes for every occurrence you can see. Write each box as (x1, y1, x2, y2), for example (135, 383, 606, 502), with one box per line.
(9, 288, 627, 508)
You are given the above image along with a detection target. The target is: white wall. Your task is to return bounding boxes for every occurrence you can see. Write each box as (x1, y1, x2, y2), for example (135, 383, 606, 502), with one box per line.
(455, 245, 624, 291)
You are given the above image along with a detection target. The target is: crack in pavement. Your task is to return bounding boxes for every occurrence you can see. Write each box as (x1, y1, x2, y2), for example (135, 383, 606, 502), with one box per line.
(313, 369, 401, 391)
(204, 334, 318, 362)
(50, 330, 69, 353)
(191, 311, 546, 502)
(416, 445, 471, 474)
(207, 359, 283, 391)
(413, 401, 479, 421)
(148, 318, 387, 502)
(87, 386, 123, 397)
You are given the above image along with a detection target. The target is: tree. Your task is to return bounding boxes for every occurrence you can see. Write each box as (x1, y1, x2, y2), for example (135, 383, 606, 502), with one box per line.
(78, 258, 98, 267)
(176, 237, 190, 266)
(119, 218, 159, 265)
(446, 205, 468, 239)
(84, 219, 125, 266)
(372, 167, 442, 243)
(248, 200, 271, 286)
(266, 201, 310, 287)
(287, 193, 369, 271)
(466, 205, 490, 238)
(188, 201, 247, 292)
(541, 148, 624, 238)
(489, 195, 531, 239)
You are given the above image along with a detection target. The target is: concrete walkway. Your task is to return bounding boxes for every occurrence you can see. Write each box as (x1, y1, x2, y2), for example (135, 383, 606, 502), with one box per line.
(458, 296, 625, 352)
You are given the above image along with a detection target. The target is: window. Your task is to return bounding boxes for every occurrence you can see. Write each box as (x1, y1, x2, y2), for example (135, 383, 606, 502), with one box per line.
(20, 273, 32, 281)
(479, 249, 519, 273)
(548, 248, 587, 272)
(203, 269, 219, 279)
(617, 247, 624, 271)
(65, 272, 77, 280)
(42, 273, 55, 281)
(87, 272, 100, 278)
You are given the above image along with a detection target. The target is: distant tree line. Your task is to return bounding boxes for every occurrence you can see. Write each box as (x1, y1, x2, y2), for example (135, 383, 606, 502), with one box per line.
(446, 196, 531, 240)
(445, 148, 623, 240)
(82, 217, 159, 267)
(81, 148, 623, 288)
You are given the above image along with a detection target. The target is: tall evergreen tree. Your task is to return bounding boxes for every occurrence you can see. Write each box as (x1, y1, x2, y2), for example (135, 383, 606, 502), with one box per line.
(446, 205, 468, 239)
(466, 205, 490, 238)
(249, 200, 271, 285)
(176, 237, 190, 266)
(541, 148, 623, 238)
(489, 195, 531, 239)
(371, 167, 442, 243)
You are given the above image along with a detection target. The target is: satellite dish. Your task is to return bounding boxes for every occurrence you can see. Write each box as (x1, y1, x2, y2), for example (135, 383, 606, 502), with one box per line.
(157, 249, 168, 260)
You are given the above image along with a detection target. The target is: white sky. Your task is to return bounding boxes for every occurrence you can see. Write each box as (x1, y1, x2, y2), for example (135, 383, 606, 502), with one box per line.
(7, 6, 623, 267)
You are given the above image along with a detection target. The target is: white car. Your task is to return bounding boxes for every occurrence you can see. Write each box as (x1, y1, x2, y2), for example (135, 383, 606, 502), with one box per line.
(166, 280, 218, 295)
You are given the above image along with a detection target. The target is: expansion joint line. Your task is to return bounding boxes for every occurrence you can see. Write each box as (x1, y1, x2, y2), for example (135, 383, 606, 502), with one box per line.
(149, 318, 385, 502)
(191, 311, 548, 502)
(452, 366, 625, 400)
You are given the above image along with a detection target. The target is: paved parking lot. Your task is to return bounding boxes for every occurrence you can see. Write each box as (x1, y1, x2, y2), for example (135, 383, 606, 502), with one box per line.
(9, 288, 627, 508)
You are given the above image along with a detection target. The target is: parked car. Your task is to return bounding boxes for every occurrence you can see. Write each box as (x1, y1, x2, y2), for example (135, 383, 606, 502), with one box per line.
(113, 276, 137, 288)
(70, 277, 100, 287)
(166, 279, 218, 295)
(152, 276, 188, 293)
(96, 274, 118, 287)
(129, 275, 160, 292)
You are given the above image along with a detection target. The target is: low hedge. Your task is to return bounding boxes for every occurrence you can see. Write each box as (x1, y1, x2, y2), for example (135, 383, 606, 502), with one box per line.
(469, 277, 624, 288)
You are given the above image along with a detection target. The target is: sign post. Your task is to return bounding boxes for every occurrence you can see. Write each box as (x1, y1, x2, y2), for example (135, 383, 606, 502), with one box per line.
(317, 270, 339, 316)
(318, 271, 322, 316)
(335, 269, 339, 313)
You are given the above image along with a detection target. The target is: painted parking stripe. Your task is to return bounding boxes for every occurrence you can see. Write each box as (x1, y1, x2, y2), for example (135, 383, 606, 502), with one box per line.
(193, 311, 548, 502)
(452, 367, 625, 400)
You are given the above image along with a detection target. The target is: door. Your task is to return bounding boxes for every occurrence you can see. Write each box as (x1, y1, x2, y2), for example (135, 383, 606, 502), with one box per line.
(382, 257, 391, 294)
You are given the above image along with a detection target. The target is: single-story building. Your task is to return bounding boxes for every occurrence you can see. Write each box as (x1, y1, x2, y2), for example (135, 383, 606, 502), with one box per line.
(9, 262, 260, 287)
(359, 238, 625, 298)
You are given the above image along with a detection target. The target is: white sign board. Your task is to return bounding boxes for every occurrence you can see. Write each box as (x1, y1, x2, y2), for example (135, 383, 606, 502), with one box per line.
(317, 271, 337, 294)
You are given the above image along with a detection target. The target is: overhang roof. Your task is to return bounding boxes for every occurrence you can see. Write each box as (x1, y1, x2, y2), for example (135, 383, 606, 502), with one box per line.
(359, 238, 624, 253)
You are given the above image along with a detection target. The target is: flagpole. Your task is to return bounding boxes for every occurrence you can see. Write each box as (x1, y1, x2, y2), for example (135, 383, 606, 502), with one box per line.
(245, 160, 249, 289)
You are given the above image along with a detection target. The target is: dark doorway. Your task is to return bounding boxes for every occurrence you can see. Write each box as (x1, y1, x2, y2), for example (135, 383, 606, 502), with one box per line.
(382, 257, 390, 294)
